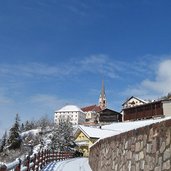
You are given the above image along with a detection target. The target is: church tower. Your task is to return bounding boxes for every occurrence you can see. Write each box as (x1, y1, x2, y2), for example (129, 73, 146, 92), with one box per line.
(99, 80, 107, 110)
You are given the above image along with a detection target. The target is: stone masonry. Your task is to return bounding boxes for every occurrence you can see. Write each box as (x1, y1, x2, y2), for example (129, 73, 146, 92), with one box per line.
(89, 119, 171, 171)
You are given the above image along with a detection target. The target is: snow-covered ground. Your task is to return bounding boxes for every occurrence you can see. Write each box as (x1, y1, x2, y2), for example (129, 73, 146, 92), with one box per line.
(41, 158, 92, 171)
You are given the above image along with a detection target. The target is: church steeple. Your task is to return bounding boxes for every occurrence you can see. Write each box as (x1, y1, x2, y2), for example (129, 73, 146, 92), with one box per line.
(99, 80, 107, 110)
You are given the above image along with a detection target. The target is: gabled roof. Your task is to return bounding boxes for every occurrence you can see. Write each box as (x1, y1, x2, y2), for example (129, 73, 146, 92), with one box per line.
(56, 105, 83, 112)
(74, 125, 116, 139)
(98, 108, 121, 115)
(122, 96, 147, 106)
(81, 105, 101, 112)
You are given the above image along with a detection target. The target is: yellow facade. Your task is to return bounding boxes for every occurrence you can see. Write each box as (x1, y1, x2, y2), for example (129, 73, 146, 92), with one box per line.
(75, 131, 98, 156)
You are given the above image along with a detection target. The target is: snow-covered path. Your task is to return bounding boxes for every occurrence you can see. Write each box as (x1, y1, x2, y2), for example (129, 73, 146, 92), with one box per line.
(41, 158, 92, 171)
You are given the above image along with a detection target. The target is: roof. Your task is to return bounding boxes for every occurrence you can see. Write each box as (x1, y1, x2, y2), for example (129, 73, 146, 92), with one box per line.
(123, 99, 162, 110)
(98, 108, 121, 115)
(74, 125, 118, 139)
(75, 117, 171, 143)
(56, 105, 83, 112)
(122, 96, 147, 106)
(81, 105, 101, 112)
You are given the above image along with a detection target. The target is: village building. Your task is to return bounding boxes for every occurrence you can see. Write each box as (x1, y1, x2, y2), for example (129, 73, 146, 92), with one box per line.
(54, 105, 86, 125)
(81, 80, 108, 124)
(96, 108, 122, 124)
(99, 80, 107, 110)
(81, 105, 101, 123)
(122, 96, 148, 109)
(74, 125, 115, 156)
(81, 80, 122, 124)
(123, 99, 171, 121)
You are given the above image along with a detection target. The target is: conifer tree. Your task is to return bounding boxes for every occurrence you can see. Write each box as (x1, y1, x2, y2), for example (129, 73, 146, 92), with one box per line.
(20, 123, 25, 132)
(51, 119, 74, 151)
(0, 131, 7, 152)
(24, 120, 36, 131)
(7, 113, 21, 149)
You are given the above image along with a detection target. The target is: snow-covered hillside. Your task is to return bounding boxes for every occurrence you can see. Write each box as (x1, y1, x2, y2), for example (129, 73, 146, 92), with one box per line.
(0, 127, 53, 163)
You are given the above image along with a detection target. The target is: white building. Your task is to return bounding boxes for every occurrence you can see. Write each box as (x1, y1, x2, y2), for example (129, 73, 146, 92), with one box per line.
(54, 105, 86, 125)
(81, 105, 101, 124)
(122, 96, 148, 109)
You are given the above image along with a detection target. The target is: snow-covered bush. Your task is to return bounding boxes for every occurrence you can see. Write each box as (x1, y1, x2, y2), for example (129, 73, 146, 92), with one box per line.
(51, 119, 74, 151)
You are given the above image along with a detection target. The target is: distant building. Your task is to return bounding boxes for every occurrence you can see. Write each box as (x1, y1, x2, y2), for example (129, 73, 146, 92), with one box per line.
(54, 105, 86, 125)
(99, 80, 107, 110)
(81, 80, 107, 124)
(81, 105, 101, 123)
(96, 108, 122, 124)
(123, 99, 171, 121)
(122, 96, 148, 109)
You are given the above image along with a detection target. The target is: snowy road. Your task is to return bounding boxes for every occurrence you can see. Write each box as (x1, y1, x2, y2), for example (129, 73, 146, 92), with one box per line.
(41, 158, 92, 171)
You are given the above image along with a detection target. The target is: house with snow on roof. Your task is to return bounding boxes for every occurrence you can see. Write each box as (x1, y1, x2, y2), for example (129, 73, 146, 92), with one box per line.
(122, 96, 148, 109)
(74, 125, 116, 156)
(54, 105, 86, 125)
(81, 104, 101, 124)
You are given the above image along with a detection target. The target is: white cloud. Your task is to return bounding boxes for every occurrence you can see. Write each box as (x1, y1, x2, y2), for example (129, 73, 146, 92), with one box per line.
(0, 63, 70, 78)
(29, 94, 84, 112)
(124, 59, 171, 99)
(30, 94, 66, 110)
(78, 54, 124, 78)
(0, 96, 13, 105)
(0, 87, 14, 105)
(142, 59, 171, 94)
(0, 54, 124, 80)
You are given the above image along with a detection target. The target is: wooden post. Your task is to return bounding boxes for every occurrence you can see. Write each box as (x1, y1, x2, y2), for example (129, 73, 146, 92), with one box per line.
(0, 165, 7, 171)
(15, 158, 21, 171)
(26, 156, 30, 171)
(44, 149, 47, 165)
(44, 150, 45, 166)
(47, 150, 50, 163)
(39, 151, 43, 170)
(55, 150, 57, 161)
(32, 154, 36, 171)
(42, 150, 45, 167)
(36, 152, 40, 171)
(58, 152, 60, 161)
(61, 151, 63, 160)
(52, 150, 55, 161)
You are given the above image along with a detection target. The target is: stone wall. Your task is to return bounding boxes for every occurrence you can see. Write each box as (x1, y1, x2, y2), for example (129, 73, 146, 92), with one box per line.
(89, 119, 171, 171)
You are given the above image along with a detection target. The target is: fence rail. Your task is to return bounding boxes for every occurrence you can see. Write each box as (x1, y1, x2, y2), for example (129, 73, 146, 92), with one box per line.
(0, 150, 74, 171)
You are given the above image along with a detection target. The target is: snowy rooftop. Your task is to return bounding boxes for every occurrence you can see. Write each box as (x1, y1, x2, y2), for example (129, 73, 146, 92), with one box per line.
(76, 125, 120, 139)
(56, 105, 83, 113)
(77, 117, 171, 141)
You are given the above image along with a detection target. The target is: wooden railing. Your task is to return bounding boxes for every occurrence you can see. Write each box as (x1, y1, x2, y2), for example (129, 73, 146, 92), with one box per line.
(0, 150, 74, 171)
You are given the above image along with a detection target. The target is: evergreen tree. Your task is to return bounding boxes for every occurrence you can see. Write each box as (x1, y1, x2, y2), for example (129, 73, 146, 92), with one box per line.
(7, 113, 21, 149)
(24, 120, 35, 131)
(51, 119, 74, 151)
(20, 123, 25, 132)
(37, 115, 52, 128)
(0, 131, 7, 152)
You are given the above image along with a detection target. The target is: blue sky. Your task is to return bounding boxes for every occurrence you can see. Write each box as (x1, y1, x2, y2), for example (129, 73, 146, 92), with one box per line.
(1, 0, 171, 137)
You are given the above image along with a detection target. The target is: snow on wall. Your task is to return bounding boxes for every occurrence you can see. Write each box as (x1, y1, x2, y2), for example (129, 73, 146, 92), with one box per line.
(89, 117, 171, 171)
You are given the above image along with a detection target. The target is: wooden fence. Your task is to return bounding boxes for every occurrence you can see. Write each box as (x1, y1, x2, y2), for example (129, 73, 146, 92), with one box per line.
(0, 150, 74, 171)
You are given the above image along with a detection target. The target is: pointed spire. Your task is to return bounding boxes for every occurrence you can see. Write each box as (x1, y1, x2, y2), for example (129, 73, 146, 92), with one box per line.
(99, 80, 107, 110)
